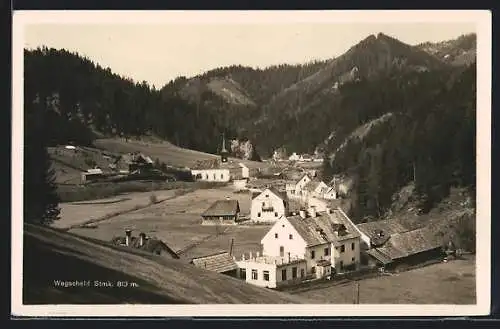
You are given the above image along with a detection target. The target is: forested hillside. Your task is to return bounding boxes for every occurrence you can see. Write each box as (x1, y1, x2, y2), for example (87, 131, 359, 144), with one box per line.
(24, 32, 476, 222)
(24, 47, 234, 154)
(322, 62, 476, 219)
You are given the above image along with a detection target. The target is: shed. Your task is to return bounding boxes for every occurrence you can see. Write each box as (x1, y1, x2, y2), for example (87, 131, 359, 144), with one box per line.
(190, 251, 238, 277)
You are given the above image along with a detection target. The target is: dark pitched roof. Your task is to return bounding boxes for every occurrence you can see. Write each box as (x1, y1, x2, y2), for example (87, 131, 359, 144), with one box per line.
(287, 209, 360, 246)
(202, 200, 240, 217)
(111, 236, 179, 259)
(192, 159, 221, 170)
(190, 252, 238, 273)
(252, 187, 287, 201)
(357, 219, 409, 242)
(366, 227, 443, 263)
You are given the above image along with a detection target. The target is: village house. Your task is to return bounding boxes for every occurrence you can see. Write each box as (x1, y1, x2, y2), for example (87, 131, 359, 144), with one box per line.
(111, 229, 179, 259)
(201, 199, 241, 225)
(286, 173, 312, 200)
(261, 206, 361, 277)
(238, 206, 361, 288)
(190, 251, 239, 278)
(250, 187, 290, 223)
(356, 221, 444, 270)
(303, 179, 329, 199)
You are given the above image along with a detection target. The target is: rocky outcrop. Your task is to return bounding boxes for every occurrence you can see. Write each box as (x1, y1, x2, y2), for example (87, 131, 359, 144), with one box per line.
(230, 139, 260, 161)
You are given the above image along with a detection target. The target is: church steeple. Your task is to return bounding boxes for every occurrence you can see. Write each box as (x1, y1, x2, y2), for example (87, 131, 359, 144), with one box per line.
(220, 132, 229, 163)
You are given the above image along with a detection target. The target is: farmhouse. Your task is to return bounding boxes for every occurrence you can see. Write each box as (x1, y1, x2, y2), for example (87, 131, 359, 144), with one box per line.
(111, 229, 179, 259)
(286, 173, 312, 200)
(356, 222, 444, 270)
(201, 199, 241, 225)
(190, 251, 239, 277)
(238, 206, 361, 288)
(262, 207, 361, 277)
(303, 179, 329, 198)
(250, 187, 290, 223)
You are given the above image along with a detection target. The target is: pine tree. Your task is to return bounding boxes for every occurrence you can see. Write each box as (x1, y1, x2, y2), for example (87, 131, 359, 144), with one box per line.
(24, 95, 60, 225)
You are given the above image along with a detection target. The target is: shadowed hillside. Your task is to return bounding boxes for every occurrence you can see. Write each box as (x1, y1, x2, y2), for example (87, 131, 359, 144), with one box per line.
(23, 224, 311, 304)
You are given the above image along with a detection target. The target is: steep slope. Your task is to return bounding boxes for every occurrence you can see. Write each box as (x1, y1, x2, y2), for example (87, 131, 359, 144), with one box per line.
(247, 33, 451, 157)
(417, 33, 476, 66)
(23, 224, 311, 304)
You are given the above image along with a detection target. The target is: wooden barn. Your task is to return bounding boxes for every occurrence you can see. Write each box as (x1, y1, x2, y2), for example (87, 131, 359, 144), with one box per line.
(201, 199, 241, 225)
(361, 226, 445, 271)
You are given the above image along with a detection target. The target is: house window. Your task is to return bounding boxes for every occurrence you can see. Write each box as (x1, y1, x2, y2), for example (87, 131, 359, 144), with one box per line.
(274, 212, 278, 217)
(221, 174, 224, 179)
(340, 245, 345, 253)
(205, 174, 208, 179)
(263, 271, 270, 281)
(292, 267, 297, 279)
(280, 246, 284, 257)
(311, 250, 315, 259)
(275, 233, 278, 239)
(324, 248, 329, 256)
(262, 202, 265, 207)
(213, 174, 216, 180)
(300, 268, 305, 277)
(251, 269, 258, 280)
(258, 212, 261, 217)
(265, 194, 269, 198)
(352, 257, 355, 263)
(289, 234, 293, 240)
(311, 266, 316, 274)
(281, 269, 287, 281)
(240, 268, 246, 280)
(352, 242, 355, 250)
(340, 261, 344, 270)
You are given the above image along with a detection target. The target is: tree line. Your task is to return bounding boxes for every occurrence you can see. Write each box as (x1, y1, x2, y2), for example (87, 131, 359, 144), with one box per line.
(322, 63, 476, 220)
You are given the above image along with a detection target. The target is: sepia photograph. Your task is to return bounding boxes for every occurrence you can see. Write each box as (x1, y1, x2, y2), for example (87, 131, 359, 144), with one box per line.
(11, 10, 491, 317)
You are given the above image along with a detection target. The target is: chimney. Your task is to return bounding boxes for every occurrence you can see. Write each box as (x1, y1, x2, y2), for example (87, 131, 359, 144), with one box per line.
(139, 232, 146, 247)
(299, 210, 307, 219)
(125, 229, 132, 246)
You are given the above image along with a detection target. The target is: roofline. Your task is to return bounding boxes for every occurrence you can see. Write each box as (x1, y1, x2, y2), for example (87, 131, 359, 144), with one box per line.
(190, 251, 232, 261)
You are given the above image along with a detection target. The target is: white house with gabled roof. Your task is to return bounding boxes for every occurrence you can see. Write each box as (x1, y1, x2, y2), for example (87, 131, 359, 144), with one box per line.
(260, 206, 361, 277)
(250, 187, 290, 223)
(286, 173, 312, 200)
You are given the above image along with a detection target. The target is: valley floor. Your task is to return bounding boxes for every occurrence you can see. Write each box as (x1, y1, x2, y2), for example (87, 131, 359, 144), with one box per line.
(291, 255, 476, 304)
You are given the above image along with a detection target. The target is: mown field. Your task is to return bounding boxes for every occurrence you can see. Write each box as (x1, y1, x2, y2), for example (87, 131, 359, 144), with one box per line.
(292, 255, 476, 304)
(65, 186, 271, 259)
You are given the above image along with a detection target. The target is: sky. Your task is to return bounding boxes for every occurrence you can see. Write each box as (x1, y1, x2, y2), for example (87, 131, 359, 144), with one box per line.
(22, 14, 476, 89)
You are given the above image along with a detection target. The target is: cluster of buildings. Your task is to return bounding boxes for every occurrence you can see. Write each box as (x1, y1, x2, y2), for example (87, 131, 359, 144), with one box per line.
(192, 170, 447, 289)
(107, 135, 449, 291)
